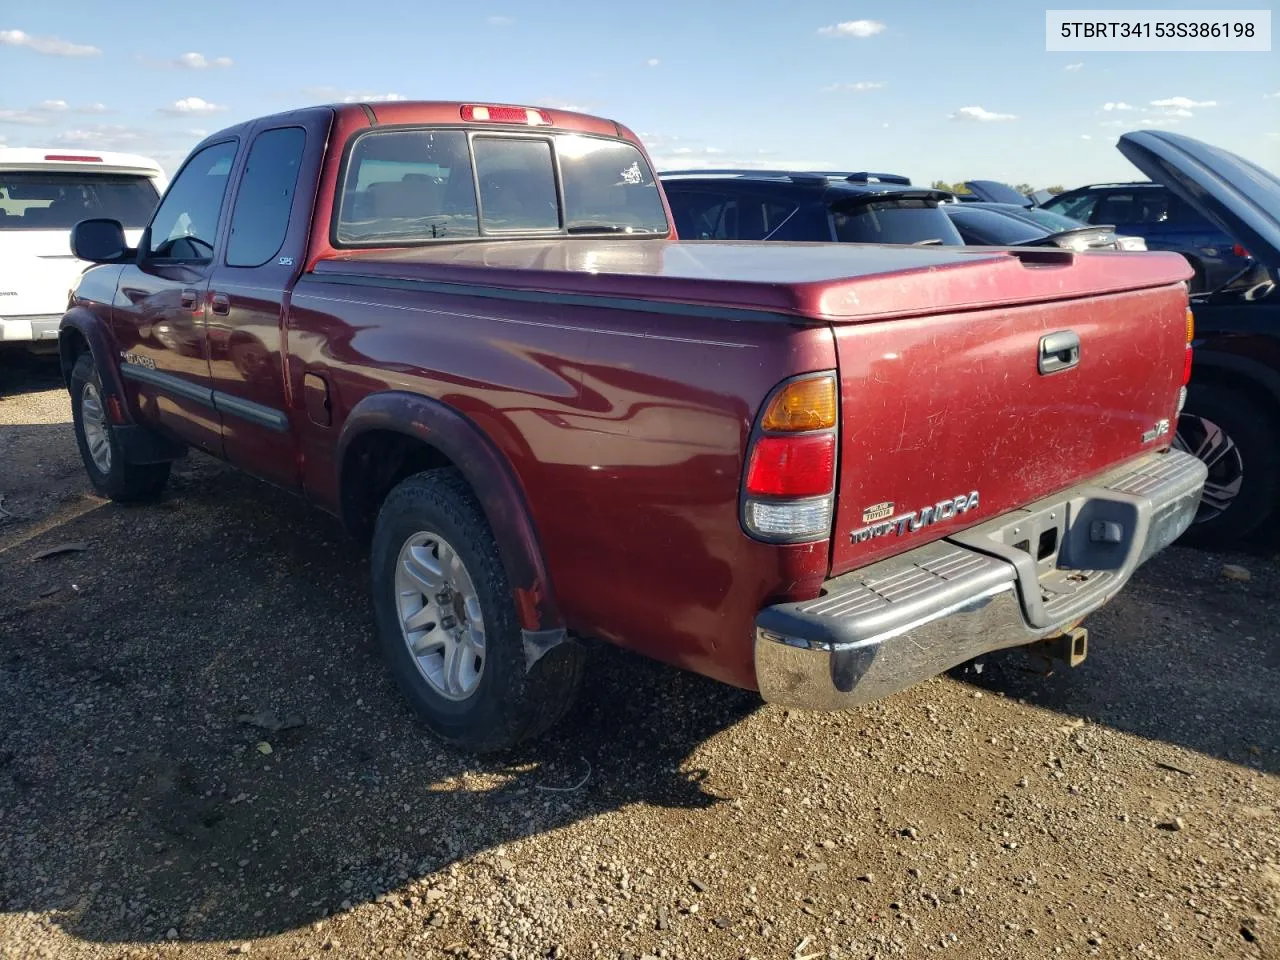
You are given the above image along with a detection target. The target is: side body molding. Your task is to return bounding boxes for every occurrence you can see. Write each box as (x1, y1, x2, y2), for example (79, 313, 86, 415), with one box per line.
(336, 391, 567, 651)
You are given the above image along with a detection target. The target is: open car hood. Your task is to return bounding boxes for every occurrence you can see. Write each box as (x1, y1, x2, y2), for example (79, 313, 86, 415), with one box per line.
(1117, 130, 1280, 269)
(963, 180, 1032, 207)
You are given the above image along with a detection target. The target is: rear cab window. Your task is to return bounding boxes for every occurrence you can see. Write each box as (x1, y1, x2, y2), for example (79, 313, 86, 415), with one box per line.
(831, 198, 964, 246)
(335, 128, 670, 246)
(0, 172, 158, 230)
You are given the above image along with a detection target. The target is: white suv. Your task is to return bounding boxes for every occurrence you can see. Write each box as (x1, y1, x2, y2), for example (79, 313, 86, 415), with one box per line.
(0, 149, 166, 349)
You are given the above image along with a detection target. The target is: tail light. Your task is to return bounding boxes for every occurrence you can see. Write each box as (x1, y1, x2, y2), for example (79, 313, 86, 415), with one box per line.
(1232, 243, 1251, 259)
(742, 373, 838, 543)
(44, 154, 102, 162)
(459, 104, 552, 126)
(1183, 306, 1194, 386)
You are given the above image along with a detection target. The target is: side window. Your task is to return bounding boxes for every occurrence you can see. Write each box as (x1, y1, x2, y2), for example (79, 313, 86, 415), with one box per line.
(665, 190, 739, 239)
(146, 140, 237, 262)
(1090, 192, 1138, 225)
(1047, 191, 1098, 223)
(759, 200, 801, 240)
(472, 137, 559, 232)
(226, 127, 306, 267)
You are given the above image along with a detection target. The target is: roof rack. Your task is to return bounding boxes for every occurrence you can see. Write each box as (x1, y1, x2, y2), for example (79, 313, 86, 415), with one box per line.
(657, 169, 913, 185)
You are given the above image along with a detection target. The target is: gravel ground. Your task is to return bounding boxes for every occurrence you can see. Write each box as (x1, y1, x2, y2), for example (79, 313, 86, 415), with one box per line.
(1, 355, 1277, 960)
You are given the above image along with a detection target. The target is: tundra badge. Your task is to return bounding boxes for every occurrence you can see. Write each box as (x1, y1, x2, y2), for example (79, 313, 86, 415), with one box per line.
(851, 491, 981, 544)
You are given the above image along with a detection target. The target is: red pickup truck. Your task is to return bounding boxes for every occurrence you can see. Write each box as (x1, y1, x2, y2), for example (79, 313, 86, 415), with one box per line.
(59, 101, 1206, 751)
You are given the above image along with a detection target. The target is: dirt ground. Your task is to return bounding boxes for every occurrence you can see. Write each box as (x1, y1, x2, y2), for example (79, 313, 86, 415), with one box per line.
(1, 354, 1277, 960)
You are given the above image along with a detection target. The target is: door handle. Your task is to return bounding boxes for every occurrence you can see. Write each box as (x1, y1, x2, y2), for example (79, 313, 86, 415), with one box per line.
(1038, 331, 1080, 375)
(180, 288, 200, 310)
(210, 293, 230, 316)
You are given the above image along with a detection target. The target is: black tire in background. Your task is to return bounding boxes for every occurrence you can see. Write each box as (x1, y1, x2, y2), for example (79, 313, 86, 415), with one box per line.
(1175, 382, 1280, 548)
(370, 468, 585, 753)
(69, 353, 171, 503)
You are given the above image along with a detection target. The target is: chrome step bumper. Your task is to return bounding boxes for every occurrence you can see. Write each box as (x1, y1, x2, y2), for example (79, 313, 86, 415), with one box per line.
(754, 449, 1207, 711)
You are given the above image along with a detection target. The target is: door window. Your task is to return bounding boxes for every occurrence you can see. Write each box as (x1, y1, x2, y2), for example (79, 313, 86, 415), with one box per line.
(226, 127, 306, 267)
(146, 140, 238, 262)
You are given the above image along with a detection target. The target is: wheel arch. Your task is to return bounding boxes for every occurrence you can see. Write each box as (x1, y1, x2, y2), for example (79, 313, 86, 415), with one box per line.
(1188, 350, 1280, 427)
(336, 391, 565, 636)
(58, 307, 130, 417)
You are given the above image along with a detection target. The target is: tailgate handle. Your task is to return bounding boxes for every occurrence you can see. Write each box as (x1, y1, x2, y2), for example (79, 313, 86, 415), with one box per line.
(1039, 331, 1080, 374)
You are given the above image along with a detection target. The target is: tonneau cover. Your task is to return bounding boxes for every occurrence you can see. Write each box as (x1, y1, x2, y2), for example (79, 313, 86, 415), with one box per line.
(312, 238, 1193, 323)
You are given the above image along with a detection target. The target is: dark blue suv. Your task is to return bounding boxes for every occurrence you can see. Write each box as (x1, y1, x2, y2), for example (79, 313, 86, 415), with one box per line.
(1039, 181, 1250, 292)
(660, 170, 964, 247)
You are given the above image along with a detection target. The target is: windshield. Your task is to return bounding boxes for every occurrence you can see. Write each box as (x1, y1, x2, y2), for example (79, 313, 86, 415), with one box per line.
(0, 172, 159, 230)
(335, 129, 670, 245)
(831, 198, 963, 246)
(945, 205, 1050, 245)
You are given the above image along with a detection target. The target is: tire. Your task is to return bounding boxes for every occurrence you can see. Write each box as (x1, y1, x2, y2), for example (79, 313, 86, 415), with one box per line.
(69, 353, 171, 503)
(1175, 383, 1280, 548)
(370, 468, 585, 752)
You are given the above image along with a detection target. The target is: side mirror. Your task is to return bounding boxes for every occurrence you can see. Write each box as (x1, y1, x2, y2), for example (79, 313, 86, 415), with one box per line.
(71, 218, 130, 264)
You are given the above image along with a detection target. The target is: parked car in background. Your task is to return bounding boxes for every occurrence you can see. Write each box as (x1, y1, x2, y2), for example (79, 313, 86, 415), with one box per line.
(956, 179, 1034, 207)
(955, 181, 1147, 249)
(0, 149, 165, 351)
(1040, 180, 1250, 292)
(58, 101, 1203, 751)
(1115, 130, 1280, 547)
(660, 170, 964, 245)
(943, 201, 1123, 251)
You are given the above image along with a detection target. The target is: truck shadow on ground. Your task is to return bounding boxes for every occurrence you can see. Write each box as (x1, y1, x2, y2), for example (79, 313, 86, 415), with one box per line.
(956, 536, 1280, 778)
(0, 460, 760, 945)
(2, 451, 1277, 946)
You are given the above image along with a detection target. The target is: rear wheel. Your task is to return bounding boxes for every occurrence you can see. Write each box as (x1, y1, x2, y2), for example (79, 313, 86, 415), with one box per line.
(1174, 383, 1279, 548)
(370, 468, 584, 752)
(69, 353, 171, 503)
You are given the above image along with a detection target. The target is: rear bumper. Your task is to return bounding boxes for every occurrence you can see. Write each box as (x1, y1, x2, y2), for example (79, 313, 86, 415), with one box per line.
(1, 315, 61, 343)
(754, 449, 1207, 711)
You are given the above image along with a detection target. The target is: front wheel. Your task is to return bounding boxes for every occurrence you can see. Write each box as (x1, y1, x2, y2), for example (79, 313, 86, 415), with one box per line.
(370, 469, 584, 752)
(69, 353, 170, 503)
(1174, 383, 1279, 548)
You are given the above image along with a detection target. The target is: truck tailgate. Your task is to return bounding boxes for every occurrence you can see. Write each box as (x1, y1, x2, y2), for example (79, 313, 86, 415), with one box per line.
(829, 277, 1191, 576)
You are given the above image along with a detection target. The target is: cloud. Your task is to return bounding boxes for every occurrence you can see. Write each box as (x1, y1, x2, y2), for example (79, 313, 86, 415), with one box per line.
(1065, 62, 1084, 71)
(0, 108, 53, 126)
(1100, 120, 1127, 128)
(187, 128, 209, 138)
(158, 96, 228, 115)
(1267, 91, 1280, 99)
(817, 19, 885, 38)
(1102, 102, 1134, 111)
(822, 81, 886, 93)
(535, 98, 599, 113)
(77, 103, 110, 114)
(174, 52, 233, 69)
(486, 15, 513, 26)
(340, 92, 406, 103)
(1136, 116, 1180, 127)
(948, 105, 1017, 122)
(1080, 134, 1092, 140)
(34, 99, 69, 112)
(642, 134, 832, 172)
(0, 29, 100, 57)
(52, 124, 148, 149)
(645, 57, 660, 67)
(1150, 96, 1216, 109)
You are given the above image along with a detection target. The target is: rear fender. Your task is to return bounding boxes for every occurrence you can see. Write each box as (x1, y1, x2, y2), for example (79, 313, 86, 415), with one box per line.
(337, 391, 567, 653)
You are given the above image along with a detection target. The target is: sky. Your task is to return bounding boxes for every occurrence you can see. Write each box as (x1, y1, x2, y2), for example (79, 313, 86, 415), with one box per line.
(1, 0, 1277, 187)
